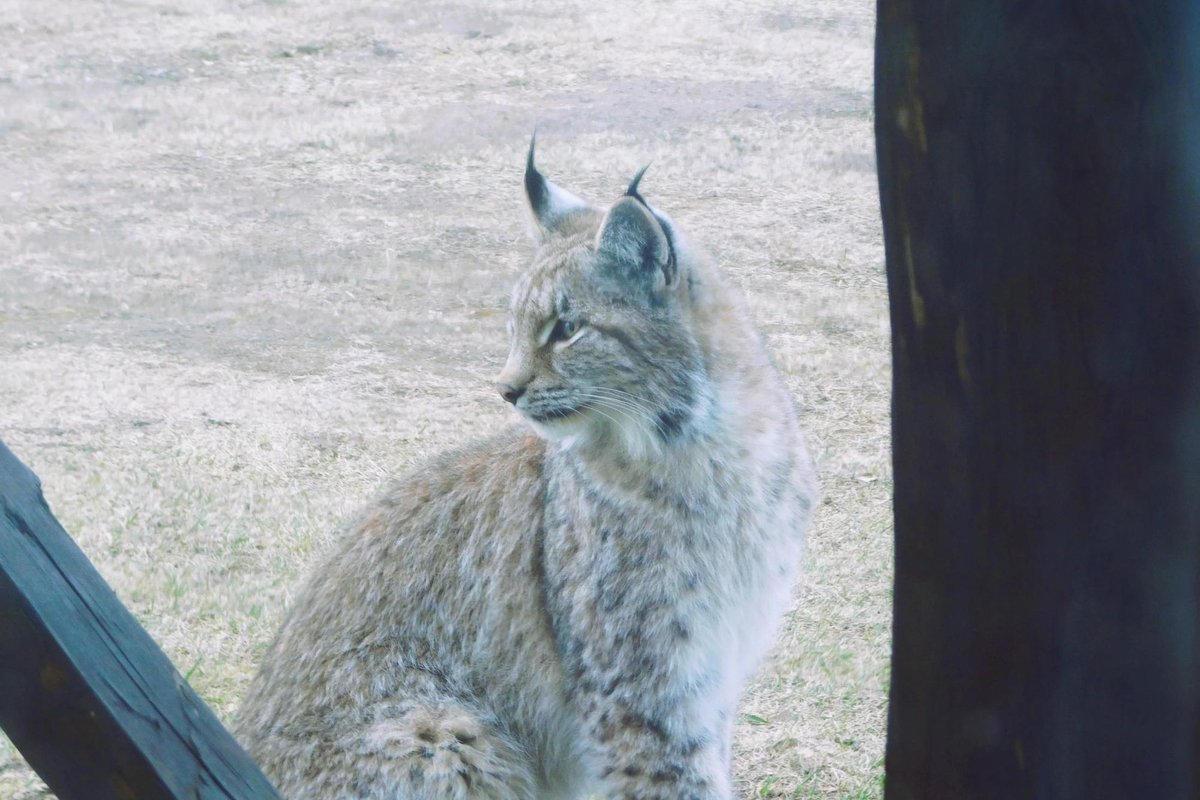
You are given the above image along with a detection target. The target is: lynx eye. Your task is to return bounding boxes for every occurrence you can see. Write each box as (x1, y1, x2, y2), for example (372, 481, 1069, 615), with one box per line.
(548, 317, 583, 345)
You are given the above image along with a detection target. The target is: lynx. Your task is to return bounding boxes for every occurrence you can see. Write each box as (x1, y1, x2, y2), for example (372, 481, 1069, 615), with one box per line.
(235, 140, 817, 799)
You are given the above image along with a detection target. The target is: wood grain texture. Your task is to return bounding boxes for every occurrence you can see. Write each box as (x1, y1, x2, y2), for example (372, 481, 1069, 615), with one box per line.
(877, 2, 1200, 798)
(0, 439, 280, 800)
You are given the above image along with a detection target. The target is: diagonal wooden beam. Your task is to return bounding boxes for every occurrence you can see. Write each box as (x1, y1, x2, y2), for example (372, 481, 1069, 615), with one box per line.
(0, 439, 279, 799)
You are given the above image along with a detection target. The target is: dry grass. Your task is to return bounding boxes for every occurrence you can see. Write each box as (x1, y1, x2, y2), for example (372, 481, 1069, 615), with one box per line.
(0, 0, 888, 797)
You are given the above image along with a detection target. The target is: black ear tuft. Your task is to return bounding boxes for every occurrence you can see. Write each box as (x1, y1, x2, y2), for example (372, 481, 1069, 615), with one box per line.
(523, 134, 589, 241)
(624, 164, 651, 205)
(524, 134, 548, 220)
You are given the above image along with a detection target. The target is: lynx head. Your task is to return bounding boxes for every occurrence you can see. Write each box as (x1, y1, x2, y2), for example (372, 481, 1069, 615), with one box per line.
(495, 139, 710, 458)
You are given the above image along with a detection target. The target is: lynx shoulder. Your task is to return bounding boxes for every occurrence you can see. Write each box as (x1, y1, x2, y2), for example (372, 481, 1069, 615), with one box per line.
(235, 140, 817, 800)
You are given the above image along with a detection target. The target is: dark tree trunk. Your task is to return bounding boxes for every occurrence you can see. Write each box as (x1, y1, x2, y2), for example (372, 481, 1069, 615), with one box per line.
(876, 2, 1200, 798)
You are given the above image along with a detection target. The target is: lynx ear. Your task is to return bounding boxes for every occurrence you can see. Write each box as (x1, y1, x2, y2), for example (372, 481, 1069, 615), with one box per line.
(594, 195, 675, 290)
(524, 135, 589, 241)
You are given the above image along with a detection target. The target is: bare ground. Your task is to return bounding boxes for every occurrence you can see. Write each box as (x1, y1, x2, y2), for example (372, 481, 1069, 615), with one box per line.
(0, 0, 888, 797)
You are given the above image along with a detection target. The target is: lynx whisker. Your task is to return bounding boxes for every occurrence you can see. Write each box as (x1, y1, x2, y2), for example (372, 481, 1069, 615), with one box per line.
(576, 388, 670, 441)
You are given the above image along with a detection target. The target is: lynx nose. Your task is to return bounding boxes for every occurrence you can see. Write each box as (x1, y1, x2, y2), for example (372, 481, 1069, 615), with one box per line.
(495, 355, 531, 405)
(498, 383, 525, 405)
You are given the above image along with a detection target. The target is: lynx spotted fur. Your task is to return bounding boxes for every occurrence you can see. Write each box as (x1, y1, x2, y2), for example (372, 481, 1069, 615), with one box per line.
(235, 141, 817, 799)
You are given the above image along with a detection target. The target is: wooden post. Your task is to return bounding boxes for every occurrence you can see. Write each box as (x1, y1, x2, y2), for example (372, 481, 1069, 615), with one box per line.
(877, 2, 1200, 798)
(0, 440, 280, 799)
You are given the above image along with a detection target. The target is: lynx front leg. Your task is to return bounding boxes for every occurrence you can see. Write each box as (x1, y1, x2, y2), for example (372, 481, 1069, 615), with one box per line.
(542, 488, 744, 797)
(578, 694, 732, 800)
(553, 610, 736, 799)
(554, 617, 737, 799)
